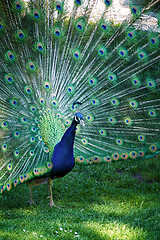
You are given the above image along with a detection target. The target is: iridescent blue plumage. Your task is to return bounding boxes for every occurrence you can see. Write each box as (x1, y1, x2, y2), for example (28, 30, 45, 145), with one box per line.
(50, 113, 83, 179)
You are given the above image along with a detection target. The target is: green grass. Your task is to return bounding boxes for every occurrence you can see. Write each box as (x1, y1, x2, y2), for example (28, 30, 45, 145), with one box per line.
(0, 155, 160, 240)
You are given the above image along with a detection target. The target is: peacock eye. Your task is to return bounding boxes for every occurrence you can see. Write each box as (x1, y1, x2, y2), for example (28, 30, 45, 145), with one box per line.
(77, 24, 82, 30)
(56, 5, 61, 10)
(75, 0, 81, 5)
(16, 4, 21, 9)
(34, 13, 39, 18)
(38, 45, 42, 50)
(132, 7, 137, 14)
(102, 24, 106, 30)
(55, 31, 60, 36)
(128, 32, 133, 38)
(105, 0, 111, 5)
(9, 54, 14, 59)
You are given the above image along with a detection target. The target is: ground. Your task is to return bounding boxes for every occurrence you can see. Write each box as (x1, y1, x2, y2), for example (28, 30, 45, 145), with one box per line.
(0, 155, 159, 240)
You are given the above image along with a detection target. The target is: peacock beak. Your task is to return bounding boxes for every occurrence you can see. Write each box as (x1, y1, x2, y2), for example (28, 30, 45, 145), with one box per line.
(80, 119, 85, 126)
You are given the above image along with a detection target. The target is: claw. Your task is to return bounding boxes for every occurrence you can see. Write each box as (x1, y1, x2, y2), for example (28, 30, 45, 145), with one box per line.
(48, 201, 60, 208)
(28, 200, 36, 205)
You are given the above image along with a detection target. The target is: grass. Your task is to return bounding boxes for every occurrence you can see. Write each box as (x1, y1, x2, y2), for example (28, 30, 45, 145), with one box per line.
(0, 155, 160, 240)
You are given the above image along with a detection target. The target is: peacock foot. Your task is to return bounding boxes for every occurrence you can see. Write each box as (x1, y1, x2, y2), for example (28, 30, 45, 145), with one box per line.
(28, 200, 36, 205)
(48, 201, 60, 208)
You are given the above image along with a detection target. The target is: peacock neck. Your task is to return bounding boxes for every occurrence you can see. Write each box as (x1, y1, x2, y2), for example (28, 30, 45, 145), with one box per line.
(61, 120, 77, 146)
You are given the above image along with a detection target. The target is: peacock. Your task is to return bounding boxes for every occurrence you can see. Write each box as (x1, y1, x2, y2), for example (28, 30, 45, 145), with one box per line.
(0, 0, 160, 206)
(27, 111, 84, 207)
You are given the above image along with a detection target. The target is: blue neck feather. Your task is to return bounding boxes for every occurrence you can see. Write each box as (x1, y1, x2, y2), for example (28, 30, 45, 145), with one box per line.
(61, 119, 78, 146)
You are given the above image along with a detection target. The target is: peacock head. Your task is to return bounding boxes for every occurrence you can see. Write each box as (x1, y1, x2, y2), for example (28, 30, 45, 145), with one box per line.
(74, 112, 84, 126)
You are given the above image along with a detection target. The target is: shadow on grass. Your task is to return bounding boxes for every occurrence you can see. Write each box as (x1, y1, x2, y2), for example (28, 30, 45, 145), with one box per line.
(0, 156, 160, 239)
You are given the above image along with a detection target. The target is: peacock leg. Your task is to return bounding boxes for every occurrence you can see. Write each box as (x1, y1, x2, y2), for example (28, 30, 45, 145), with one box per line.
(47, 177, 55, 207)
(27, 182, 35, 205)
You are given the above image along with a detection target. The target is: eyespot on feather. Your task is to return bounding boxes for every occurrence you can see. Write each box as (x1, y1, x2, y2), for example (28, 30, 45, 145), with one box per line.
(33, 168, 40, 176)
(86, 115, 94, 122)
(91, 98, 99, 106)
(17, 29, 25, 40)
(138, 50, 147, 60)
(29, 150, 35, 156)
(26, 61, 36, 71)
(111, 98, 119, 107)
(30, 137, 35, 143)
(112, 153, 119, 160)
(32, 9, 40, 20)
(53, 27, 62, 38)
(1, 121, 8, 128)
(14, 150, 19, 158)
(65, 119, 71, 126)
(47, 162, 53, 169)
(21, 117, 27, 123)
(31, 126, 36, 132)
(138, 151, 145, 157)
(149, 110, 156, 118)
(52, 99, 58, 108)
(75, 0, 82, 6)
(92, 156, 101, 163)
(104, 0, 112, 7)
(13, 131, 20, 138)
(10, 99, 18, 108)
(14, 1, 23, 11)
(129, 100, 138, 109)
(138, 135, 145, 142)
(39, 98, 45, 105)
(121, 153, 128, 160)
(72, 49, 81, 60)
(55, 1, 63, 11)
(99, 129, 107, 136)
(116, 139, 123, 145)
(88, 77, 97, 87)
(149, 145, 157, 152)
(5, 74, 14, 84)
(108, 117, 117, 124)
(14, 179, 19, 187)
(24, 86, 32, 95)
(104, 156, 112, 162)
(98, 47, 106, 57)
(1, 186, 5, 193)
(81, 139, 88, 145)
(43, 82, 51, 92)
(124, 117, 132, 126)
(36, 42, 44, 52)
(1, 144, 8, 152)
(130, 151, 137, 159)
(147, 79, 156, 90)
(76, 21, 83, 31)
(44, 147, 49, 153)
(0, 21, 4, 31)
(19, 175, 24, 183)
(7, 183, 12, 191)
(130, 5, 141, 15)
(101, 22, 109, 32)
(108, 73, 117, 83)
(30, 106, 36, 113)
(76, 156, 85, 163)
(132, 77, 141, 87)
(6, 51, 15, 61)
